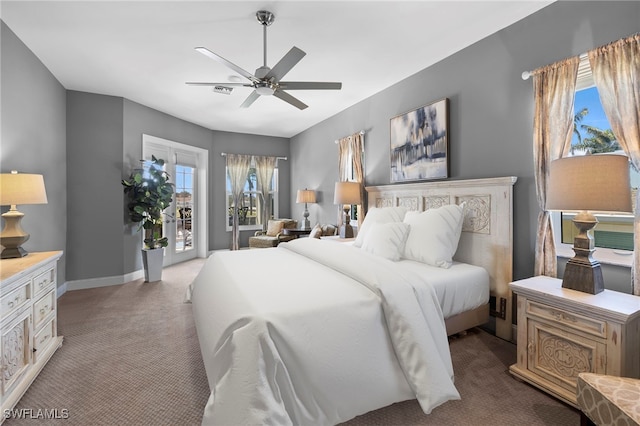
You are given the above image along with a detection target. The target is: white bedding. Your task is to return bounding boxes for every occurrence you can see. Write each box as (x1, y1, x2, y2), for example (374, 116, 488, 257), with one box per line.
(189, 238, 488, 425)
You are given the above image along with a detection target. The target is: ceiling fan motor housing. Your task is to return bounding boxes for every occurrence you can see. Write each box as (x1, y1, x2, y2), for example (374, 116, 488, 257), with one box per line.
(255, 81, 276, 96)
(256, 10, 275, 26)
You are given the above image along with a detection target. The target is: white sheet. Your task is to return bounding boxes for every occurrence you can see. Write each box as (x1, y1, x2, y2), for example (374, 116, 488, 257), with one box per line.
(189, 238, 484, 425)
(397, 260, 490, 319)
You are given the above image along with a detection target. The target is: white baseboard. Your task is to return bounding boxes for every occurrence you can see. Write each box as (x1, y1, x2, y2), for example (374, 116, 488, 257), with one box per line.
(57, 282, 68, 298)
(62, 269, 145, 295)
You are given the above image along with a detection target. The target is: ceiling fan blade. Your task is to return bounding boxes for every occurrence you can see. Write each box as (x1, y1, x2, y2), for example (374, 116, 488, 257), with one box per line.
(273, 90, 308, 110)
(195, 47, 258, 82)
(240, 90, 261, 108)
(278, 82, 342, 90)
(265, 47, 306, 81)
(185, 82, 252, 87)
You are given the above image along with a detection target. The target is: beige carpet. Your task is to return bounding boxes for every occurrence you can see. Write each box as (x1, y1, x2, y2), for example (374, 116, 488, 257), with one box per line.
(6, 258, 579, 425)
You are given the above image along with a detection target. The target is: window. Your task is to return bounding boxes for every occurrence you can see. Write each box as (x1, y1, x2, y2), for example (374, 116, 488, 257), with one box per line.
(553, 56, 637, 265)
(225, 158, 279, 231)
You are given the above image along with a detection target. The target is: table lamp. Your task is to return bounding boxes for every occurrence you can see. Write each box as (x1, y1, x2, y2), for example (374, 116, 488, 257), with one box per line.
(296, 188, 316, 230)
(0, 171, 48, 258)
(547, 154, 632, 294)
(334, 181, 361, 238)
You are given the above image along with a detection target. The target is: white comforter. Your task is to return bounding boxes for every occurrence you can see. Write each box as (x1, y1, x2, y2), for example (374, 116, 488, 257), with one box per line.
(189, 238, 460, 425)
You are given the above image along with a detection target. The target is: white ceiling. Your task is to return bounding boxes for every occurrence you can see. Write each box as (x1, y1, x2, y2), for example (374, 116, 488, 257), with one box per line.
(1, 1, 552, 138)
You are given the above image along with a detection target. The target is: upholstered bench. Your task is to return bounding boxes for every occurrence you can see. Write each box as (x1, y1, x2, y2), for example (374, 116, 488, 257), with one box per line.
(577, 372, 640, 426)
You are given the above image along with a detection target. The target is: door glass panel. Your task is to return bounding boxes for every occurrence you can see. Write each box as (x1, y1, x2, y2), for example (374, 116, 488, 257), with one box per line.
(175, 164, 194, 252)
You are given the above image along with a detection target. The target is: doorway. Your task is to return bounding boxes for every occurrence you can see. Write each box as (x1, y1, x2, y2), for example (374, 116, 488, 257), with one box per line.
(142, 134, 208, 266)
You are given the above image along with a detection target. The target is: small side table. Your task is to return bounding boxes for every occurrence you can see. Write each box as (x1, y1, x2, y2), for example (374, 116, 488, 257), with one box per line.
(282, 228, 312, 238)
(509, 275, 640, 407)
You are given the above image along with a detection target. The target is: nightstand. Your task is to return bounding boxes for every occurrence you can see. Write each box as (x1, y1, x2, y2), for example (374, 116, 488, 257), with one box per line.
(509, 275, 640, 408)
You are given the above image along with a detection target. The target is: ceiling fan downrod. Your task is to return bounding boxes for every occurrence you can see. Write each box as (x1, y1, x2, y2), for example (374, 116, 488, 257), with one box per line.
(256, 10, 274, 68)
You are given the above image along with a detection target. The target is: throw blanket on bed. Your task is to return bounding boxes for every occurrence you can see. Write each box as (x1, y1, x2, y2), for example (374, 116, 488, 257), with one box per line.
(281, 239, 459, 411)
(190, 238, 460, 425)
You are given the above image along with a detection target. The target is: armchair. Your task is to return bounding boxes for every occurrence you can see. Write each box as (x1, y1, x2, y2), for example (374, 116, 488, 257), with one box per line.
(248, 219, 298, 249)
(577, 372, 640, 425)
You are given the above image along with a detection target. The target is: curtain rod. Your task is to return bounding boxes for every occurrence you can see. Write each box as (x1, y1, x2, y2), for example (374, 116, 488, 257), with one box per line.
(220, 152, 287, 161)
(522, 53, 588, 80)
(334, 130, 365, 144)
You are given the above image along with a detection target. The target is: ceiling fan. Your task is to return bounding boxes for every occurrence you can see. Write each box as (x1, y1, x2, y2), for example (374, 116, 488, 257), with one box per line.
(186, 10, 342, 110)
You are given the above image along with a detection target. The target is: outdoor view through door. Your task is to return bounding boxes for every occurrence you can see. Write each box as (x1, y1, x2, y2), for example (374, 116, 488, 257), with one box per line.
(175, 164, 194, 253)
(143, 134, 207, 267)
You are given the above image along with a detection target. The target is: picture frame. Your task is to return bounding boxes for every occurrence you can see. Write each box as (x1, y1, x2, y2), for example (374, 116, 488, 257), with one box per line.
(390, 98, 449, 183)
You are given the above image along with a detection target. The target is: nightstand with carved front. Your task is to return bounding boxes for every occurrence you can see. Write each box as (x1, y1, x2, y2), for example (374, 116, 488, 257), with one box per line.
(509, 275, 640, 408)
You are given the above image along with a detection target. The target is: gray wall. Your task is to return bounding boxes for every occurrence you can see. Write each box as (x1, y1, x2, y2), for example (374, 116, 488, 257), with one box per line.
(290, 1, 640, 289)
(66, 91, 124, 281)
(1, 22, 67, 285)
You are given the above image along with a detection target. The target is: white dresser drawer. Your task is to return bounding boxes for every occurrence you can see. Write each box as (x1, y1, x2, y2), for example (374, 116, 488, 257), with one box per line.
(33, 267, 55, 298)
(33, 290, 55, 330)
(526, 300, 607, 339)
(33, 318, 55, 364)
(1, 280, 31, 320)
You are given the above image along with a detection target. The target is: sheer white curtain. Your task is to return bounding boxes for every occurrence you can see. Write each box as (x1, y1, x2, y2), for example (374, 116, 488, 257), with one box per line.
(532, 57, 580, 277)
(226, 154, 251, 250)
(337, 133, 365, 227)
(255, 156, 277, 230)
(589, 33, 640, 294)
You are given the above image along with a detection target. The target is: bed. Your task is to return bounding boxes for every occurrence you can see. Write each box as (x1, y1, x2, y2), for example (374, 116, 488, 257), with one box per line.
(188, 176, 516, 425)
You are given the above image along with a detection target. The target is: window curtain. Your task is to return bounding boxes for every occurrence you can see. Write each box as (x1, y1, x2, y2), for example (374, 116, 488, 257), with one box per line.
(226, 154, 251, 250)
(350, 133, 365, 228)
(532, 57, 580, 277)
(588, 33, 640, 295)
(337, 133, 365, 227)
(255, 156, 277, 230)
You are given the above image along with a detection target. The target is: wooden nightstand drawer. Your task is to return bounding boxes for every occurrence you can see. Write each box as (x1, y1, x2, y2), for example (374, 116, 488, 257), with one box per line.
(1, 280, 30, 320)
(33, 290, 55, 330)
(526, 300, 607, 339)
(33, 267, 55, 298)
(33, 318, 55, 363)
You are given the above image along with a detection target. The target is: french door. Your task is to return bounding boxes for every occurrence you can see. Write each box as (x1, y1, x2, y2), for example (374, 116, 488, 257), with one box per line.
(142, 135, 208, 266)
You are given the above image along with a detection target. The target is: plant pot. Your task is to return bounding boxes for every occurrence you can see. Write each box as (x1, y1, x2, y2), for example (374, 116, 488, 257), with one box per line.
(142, 248, 164, 282)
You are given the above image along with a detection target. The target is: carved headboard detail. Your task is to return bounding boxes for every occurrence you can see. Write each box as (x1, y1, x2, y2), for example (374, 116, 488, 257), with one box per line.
(365, 176, 517, 340)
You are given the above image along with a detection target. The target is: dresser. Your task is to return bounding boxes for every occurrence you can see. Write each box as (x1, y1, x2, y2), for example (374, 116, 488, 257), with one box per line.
(1, 251, 63, 415)
(509, 275, 640, 407)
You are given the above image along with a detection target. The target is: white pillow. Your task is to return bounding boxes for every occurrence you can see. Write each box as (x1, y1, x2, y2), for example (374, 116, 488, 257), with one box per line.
(360, 222, 410, 261)
(354, 206, 408, 248)
(402, 204, 465, 268)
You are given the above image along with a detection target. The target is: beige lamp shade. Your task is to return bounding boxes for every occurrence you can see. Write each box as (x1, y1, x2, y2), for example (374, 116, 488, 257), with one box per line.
(0, 172, 48, 206)
(334, 181, 361, 205)
(296, 189, 316, 204)
(546, 155, 632, 214)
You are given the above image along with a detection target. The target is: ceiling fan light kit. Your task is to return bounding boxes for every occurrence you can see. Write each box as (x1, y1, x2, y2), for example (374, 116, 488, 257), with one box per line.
(186, 10, 342, 110)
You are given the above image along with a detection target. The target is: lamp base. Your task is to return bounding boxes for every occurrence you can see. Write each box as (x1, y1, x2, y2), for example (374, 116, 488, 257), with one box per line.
(301, 206, 311, 231)
(0, 243, 28, 259)
(1, 208, 30, 258)
(339, 206, 353, 238)
(561, 211, 604, 294)
(562, 256, 604, 294)
(339, 223, 354, 239)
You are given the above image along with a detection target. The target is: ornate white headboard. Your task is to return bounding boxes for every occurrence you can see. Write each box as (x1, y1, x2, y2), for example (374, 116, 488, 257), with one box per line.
(365, 176, 517, 341)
